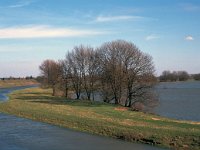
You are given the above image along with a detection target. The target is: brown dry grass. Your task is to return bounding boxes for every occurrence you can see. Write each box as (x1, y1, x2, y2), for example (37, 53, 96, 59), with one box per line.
(0, 79, 38, 88)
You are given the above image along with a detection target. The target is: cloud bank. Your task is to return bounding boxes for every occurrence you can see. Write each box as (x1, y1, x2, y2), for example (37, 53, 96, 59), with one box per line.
(0, 25, 105, 39)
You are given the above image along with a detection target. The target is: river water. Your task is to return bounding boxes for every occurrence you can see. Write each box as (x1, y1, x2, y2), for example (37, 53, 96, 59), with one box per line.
(0, 86, 165, 150)
(0, 85, 37, 102)
(154, 81, 200, 121)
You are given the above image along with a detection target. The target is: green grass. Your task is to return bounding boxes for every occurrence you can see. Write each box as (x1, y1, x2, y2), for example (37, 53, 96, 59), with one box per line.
(0, 87, 200, 150)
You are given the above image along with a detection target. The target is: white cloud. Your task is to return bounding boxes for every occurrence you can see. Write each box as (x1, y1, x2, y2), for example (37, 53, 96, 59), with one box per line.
(0, 25, 105, 39)
(8, 0, 34, 8)
(145, 34, 159, 41)
(185, 36, 194, 41)
(95, 15, 144, 22)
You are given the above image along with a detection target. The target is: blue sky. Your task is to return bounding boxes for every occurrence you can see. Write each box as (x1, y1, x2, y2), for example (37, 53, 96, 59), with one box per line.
(0, 0, 199, 77)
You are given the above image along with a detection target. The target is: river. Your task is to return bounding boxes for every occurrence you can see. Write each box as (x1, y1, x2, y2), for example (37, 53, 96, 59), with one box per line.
(154, 81, 200, 121)
(0, 85, 38, 102)
(0, 86, 165, 150)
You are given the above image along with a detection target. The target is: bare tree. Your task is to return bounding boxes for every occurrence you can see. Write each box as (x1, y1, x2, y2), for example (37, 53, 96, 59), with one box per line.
(59, 60, 70, 98)
(177, 71, 189, 81)
(66, 51, 82, 99)
(39, 59, 61, 96)
(159, 70, 171, 82)
(98, 40, 156, 108)
(98, 41, 125, 104)
(123, 49, 156, 107)
(80, 47, 99, 101)
(66, 45, 99, 100)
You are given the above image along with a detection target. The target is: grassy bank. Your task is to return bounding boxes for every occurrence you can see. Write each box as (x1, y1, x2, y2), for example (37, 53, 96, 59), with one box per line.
(0, 88, 200, 150)
(0, 79, 38, 88)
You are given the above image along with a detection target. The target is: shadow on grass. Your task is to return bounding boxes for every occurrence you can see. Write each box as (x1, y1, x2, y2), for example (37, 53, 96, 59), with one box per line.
(17, 95, 65, 101)
(22, 91, 51, 95)
(16, 95, 109, 108)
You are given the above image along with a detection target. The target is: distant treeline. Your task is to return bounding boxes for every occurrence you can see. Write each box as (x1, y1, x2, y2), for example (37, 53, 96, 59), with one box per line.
(192, 74, 200, 80)
(159, 70, 200, 82)
(0, 76, 34, 80)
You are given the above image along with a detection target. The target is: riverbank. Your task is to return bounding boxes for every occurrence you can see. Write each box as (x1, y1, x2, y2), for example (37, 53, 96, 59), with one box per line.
(0, 88, 200, 150)
(0, 79, 39, 88)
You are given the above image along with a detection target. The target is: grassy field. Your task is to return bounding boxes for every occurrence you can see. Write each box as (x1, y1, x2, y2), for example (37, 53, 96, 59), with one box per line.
(0, 79, 38, 88)
(0, 87, 200, 150)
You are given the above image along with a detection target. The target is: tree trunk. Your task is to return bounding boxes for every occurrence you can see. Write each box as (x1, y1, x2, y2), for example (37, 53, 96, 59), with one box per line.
(76, 92, 80, 99)
(114, 95, 119, 104)
(52, 86, 56, 96)
(87, 93, 91, 101)
(65, 86, 68, 98)
(125, 98, 129, 107)
(127, 93, 133, 107)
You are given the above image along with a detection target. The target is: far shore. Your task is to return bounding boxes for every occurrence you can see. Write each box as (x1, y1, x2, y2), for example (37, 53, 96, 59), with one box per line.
(0, 79, 39, 88)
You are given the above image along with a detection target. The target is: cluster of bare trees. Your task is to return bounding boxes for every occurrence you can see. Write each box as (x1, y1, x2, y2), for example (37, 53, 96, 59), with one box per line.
(159, 70, 190, 82)
(192, 74, 200, 81)
(39, 40, 156, 109)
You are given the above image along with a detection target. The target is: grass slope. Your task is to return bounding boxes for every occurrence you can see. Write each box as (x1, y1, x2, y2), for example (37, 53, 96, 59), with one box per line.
(0, 88, 200, 150)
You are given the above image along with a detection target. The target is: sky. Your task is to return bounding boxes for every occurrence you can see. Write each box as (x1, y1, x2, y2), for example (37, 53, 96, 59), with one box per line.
(0, 0, 199, 77)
